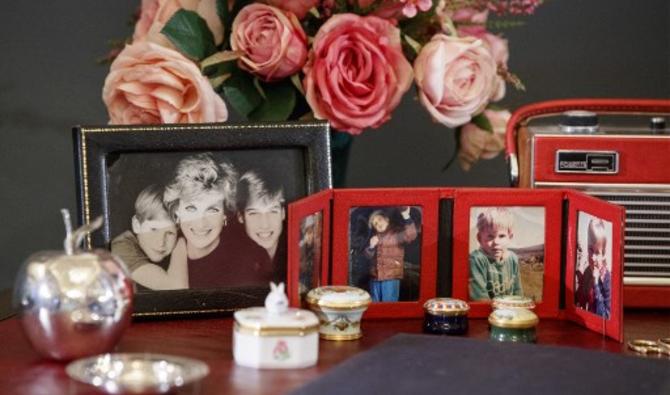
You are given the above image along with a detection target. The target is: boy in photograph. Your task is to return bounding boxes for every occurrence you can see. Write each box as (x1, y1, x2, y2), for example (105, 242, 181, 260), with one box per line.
(364, 207, 417, 302)
(469, 207, 523, 300)
(235, 169, 287, 283)
(112, 184, 182, 290)
(576, 218, 611, 318)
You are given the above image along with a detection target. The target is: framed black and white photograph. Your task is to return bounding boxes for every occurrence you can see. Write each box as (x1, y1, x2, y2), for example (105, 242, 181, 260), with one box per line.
(74, 122, 331, 317)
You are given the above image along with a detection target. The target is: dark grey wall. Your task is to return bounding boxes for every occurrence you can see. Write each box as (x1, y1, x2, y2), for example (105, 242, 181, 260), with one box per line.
(1, 1, 668, 290)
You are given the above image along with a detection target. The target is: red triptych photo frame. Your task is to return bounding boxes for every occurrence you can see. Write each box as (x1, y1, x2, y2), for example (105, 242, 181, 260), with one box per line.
(286, 187, 624, 342)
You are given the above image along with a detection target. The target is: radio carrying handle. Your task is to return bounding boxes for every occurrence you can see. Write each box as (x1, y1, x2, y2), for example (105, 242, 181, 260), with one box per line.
(505, 98, 670, 186)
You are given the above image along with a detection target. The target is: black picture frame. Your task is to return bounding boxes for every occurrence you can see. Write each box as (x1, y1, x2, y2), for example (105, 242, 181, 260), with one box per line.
(73, 122, 331, 318)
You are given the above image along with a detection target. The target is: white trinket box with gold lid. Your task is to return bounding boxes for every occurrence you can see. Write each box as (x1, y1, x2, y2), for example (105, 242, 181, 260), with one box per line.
(233, 283, 319, 369)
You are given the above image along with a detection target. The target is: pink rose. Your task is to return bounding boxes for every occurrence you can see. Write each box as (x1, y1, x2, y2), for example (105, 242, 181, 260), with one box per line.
(303, 14, 413, 134)
(351, 0, 411, 20)
(231, 4, 308, 81)
(414, 34, 498, 128)
(133, 0, 161, 42)
(133, 0, 223, 47)
(264, 0, 319, 19)
(450, 7, 489, 24)
(103, 41, 228, 124)
(453, 9, 508, 101)
(457, 109, 511, 170)
(398, 0, 432, 18)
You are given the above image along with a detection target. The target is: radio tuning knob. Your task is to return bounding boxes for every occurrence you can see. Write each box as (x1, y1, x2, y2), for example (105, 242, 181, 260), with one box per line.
(559, 111, 599, 133)
(650, 117, 666, 133)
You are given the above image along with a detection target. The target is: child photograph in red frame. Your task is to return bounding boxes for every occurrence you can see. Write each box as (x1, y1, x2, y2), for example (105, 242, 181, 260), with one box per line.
(287, 189, 332, 307)
(298, 212, 324, 299)
(348, 205, 422, 303)
(468, 206, 546, 303)
(332, 189, 439, 318)
(452, 189, 563, 318)
(564, 191, 624, 342)
(574, 213, 613, 319)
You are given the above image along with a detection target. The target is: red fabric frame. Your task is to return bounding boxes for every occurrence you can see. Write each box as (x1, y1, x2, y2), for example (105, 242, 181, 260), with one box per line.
(451, 188, 563, 318)
(564, 191, 624, 342)
(287, 189, 333, 307)
(331, 188, 439, 318)
(286, 187, 624, 339)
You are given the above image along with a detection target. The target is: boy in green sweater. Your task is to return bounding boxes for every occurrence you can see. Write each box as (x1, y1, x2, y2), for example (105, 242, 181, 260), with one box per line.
(469, 207, 523, 300)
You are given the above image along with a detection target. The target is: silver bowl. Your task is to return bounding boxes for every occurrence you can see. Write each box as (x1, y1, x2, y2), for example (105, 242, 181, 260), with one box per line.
(66, 353, 209, 394)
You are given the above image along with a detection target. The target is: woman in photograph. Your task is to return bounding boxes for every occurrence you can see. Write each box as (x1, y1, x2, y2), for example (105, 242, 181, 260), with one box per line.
(234, 168, 287, 284)
(163, 153, 257, 289)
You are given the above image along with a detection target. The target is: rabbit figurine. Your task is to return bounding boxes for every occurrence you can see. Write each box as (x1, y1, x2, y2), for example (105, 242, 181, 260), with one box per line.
(265, 282, 289, 316)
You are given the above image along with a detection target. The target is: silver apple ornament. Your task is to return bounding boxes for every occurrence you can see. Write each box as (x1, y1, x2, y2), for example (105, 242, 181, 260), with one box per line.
(13, 209, 134, 360)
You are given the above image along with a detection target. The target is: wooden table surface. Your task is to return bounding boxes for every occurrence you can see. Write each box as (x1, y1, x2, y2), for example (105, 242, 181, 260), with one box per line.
(1, 309, 669, 395)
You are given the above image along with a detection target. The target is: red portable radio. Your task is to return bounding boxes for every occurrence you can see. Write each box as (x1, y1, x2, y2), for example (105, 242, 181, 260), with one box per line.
(505, 98, 670, 307)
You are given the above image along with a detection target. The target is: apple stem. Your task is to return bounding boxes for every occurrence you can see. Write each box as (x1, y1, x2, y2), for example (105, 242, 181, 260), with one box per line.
(61, 209, 104, 254)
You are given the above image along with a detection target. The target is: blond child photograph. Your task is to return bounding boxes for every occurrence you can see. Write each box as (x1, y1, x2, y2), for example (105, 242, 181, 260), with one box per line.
(469, 206, 545, 301)
(575, 214, 612, 319)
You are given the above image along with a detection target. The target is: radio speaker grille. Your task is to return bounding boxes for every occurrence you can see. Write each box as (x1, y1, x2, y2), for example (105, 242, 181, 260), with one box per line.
(588, 191, 670, 285)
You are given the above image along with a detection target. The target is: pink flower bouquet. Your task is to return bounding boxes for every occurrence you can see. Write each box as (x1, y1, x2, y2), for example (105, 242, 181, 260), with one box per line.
(103, 0, 543, 169)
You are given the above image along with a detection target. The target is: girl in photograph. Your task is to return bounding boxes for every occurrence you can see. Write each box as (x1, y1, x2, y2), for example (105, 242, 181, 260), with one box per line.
(575, 218, 611, 318)
(234, 169, 287, 284)
(163, 153, 257, 289)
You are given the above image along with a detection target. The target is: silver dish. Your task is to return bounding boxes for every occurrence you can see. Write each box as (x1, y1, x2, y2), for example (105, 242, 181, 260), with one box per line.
(66, 353, 209, 394)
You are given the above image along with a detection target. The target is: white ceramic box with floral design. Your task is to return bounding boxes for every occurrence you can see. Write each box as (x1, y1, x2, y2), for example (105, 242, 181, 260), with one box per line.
(233, 307, 319, 369)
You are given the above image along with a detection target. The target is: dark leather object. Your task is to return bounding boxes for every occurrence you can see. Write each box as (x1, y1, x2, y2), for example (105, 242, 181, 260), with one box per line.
(292, 333, 670, 395)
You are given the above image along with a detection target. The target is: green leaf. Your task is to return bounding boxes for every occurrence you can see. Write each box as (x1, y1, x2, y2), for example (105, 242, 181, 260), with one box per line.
(487, 103, 506, 111)
(216, 0, 229, 32)
(356, 0, 384, 15)
(248, 80, 297, 122)
(472, 113, 494, 133)
(161, 10, 217, 60)
(222, 69, 263, 116)
(217, 0, 232, 50)
(333, 0, 350, 13)
(203, 60, 235, 79)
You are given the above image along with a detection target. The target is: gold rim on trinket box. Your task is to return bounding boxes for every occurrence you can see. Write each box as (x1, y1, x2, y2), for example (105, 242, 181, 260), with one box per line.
(488, 309, 539, 329)
(423, 298, 470, 316)
(233, 322, 320, 337)
(305, 286, 371, 310)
